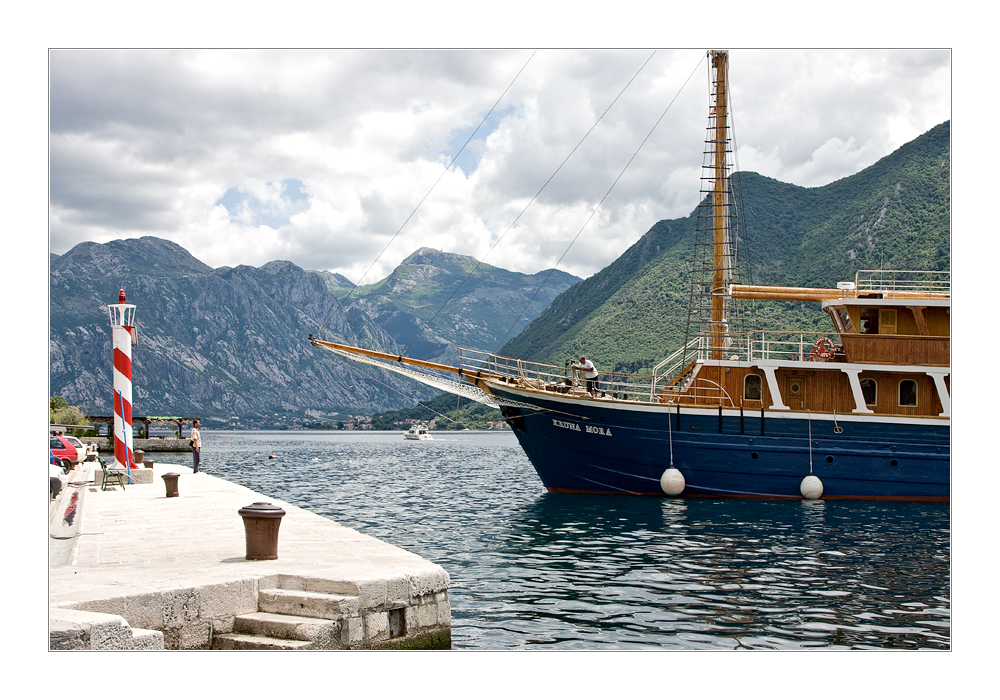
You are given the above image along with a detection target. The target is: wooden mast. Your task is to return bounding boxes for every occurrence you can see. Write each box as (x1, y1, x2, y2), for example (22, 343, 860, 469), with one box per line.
(710, 50, 729, 360)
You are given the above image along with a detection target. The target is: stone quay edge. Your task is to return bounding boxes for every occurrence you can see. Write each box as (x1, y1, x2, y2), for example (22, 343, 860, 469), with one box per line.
(49, 461, 451, 650)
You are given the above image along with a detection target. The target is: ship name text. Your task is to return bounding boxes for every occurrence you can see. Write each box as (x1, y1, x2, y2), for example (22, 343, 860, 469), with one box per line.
(552, 418, 613, 436)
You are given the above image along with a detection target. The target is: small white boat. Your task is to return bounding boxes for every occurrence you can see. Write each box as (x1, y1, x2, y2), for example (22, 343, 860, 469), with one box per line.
(403, 425, 433, 440)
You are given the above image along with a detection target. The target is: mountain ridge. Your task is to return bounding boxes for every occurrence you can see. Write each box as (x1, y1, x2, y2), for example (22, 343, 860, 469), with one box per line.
(49, 239, 579, 427)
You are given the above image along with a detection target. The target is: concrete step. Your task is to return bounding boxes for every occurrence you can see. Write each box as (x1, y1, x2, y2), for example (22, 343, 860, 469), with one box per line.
(233, 611, 342, 644)
(258, 588, 359, 620)
(213, 632, 314, 650)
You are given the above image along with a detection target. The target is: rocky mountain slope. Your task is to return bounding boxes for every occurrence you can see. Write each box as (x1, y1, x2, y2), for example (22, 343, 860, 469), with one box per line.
(334, 248, 580, 366)
(50, 238, 421, 427)
(49, 238, 577, 427)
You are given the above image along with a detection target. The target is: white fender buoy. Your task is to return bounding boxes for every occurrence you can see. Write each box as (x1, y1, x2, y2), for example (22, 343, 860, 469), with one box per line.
(800, 475, 824, 500)
(660, 468, 685, 496)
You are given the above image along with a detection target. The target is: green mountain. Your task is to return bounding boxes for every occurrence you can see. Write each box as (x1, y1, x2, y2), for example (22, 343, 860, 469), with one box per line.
(337, 247, 580, 366)
(499, 121, 950, 373)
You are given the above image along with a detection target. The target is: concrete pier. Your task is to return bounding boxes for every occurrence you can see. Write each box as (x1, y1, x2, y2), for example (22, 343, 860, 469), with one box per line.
(49, 461, 451, 650)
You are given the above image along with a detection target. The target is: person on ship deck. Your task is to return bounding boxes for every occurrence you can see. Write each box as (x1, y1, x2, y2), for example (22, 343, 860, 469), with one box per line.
(572, 356, 600, 397)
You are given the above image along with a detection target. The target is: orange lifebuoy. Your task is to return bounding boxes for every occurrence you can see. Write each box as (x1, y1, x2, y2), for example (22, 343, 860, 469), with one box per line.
(810, 336, 836, 361)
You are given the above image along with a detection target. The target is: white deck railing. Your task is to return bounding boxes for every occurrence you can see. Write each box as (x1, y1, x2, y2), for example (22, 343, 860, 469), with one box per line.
(458, 349, 659, 402)
(855, 269, 950, 297)
(746, 330, 843, 362)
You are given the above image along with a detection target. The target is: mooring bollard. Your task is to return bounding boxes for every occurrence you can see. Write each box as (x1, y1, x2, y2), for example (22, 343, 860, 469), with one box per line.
(133, 449, 145, 465)
(161, 472, 180, 498)
(238, 502, 286, 560)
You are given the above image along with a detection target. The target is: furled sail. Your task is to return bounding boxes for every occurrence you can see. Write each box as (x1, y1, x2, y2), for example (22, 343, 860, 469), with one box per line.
(312, 340, 541, 412)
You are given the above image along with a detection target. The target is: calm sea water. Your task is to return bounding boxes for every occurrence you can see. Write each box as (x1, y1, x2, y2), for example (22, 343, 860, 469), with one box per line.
(179, 429, 949, 650)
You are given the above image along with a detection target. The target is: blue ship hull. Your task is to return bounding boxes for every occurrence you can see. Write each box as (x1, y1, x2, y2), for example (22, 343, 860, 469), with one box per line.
(494, 386, 949, 501)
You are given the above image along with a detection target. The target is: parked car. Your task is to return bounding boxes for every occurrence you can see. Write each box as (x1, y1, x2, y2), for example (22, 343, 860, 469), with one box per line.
(61, 435, 88, 463)
(49, 435, 79, 473)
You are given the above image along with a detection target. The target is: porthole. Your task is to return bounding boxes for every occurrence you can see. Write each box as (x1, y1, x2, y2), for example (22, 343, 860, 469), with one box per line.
(826, 456, 834, 464)
(751, 452, 759, 459)
(790, 383, 801, 394)
(890, 459, 899, 467)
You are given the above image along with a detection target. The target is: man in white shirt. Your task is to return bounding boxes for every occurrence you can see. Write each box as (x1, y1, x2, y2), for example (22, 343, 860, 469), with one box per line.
(572, 356, 600, 396)
(191, 419, 202, 473)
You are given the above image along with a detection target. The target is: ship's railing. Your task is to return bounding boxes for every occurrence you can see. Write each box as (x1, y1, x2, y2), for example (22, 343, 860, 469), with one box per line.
(747, 330, 844, 362)
(458, 349, 659, 402)
(651, 336, 703, 384)
(855, 269, 950, 297)
(658, 378, 737, 407)
(650, 336, 703, 400)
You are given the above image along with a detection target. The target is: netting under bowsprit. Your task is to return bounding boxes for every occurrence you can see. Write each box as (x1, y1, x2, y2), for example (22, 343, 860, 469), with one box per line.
(317, 344, 541, 412)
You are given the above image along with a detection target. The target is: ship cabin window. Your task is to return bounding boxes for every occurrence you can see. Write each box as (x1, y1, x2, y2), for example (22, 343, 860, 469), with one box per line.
(835, 307, 854, 332)
(860, 378, 877, 406)
(744, 374, 762, 401)
(837, 306, 854, 333)
(860, 308, 879, 334)
(899, 379, 918, 407)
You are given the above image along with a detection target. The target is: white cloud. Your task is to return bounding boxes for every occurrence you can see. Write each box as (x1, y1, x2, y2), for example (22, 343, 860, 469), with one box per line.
(49, 48, 951, 281)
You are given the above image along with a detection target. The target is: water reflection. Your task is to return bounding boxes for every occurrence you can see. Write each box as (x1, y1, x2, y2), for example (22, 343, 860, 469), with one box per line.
(478, 496, 948, 649)
(199, 430, 949, 649)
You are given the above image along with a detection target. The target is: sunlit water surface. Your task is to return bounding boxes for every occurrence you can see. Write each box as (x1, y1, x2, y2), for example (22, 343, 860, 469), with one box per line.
(179, 430, 949, 650)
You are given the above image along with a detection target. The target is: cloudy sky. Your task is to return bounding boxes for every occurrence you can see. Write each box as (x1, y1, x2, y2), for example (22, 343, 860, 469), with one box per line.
(49, 48, 950, 283)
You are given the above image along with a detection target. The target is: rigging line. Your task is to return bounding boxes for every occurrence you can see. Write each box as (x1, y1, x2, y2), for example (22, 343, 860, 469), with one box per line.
(493, 49, 708, 352)
(341, 359, 458, 423)
(315, 50, 538, 337)
(403, 49, 659, 356)
(355, 355, 554, 423)
(388, 389, 456, 426)
(355, 357, 577, 423)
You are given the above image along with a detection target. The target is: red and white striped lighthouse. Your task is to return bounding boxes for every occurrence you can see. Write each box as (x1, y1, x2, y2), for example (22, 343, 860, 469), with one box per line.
(108, 289, 138, 473)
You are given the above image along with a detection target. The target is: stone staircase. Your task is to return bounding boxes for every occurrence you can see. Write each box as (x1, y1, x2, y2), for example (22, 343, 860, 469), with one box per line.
(213, 587, 384, 650)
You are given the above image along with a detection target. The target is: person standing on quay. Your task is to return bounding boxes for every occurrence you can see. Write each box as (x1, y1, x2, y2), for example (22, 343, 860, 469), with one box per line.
(191, 419, 202, 473)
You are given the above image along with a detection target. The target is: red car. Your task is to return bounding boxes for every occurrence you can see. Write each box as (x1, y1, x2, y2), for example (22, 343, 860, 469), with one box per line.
(49, 435, 79, 473)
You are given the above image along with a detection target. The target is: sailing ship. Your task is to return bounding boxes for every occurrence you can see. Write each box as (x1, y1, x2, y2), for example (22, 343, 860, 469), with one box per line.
(313, 50, 950, 500)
